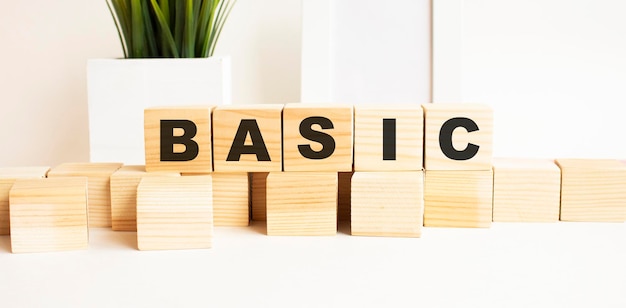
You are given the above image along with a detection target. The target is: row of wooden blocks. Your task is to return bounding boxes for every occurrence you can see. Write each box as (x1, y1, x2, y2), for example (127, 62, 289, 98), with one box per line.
(144, 103, 493, 173)
(2, 157, 625, 252)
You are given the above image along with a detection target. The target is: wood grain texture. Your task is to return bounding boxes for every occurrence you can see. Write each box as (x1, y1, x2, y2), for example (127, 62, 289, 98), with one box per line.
(144, 106, 213, 173)
(266, 172, 337, 236)
(422, 103, 493, 170)
(208, 173, 250, 226)
(351, 171, 423, 237)
(137, 176, 213, 250)
(337, 172, 353, 222)
(424, 170, 493, 228)
(354, 105, 423, 171)
(492, 158, 561, 222)
(47, 163, 122, 228)
(9, 177, 88, 253)
(556, 159, 626, 222)
(213, 105, 283, 172)
(0, 167, 49, 235)
(283, 103, 353, 172)
(251, 172, 268, 221)
(110, 166, 180, 231)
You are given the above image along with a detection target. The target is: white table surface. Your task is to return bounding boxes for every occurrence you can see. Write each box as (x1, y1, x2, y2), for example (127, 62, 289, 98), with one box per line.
(1, 221, 624, 307)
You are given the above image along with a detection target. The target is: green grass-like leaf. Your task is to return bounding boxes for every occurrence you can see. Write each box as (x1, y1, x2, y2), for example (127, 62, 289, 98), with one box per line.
(107, 0, 236, 58)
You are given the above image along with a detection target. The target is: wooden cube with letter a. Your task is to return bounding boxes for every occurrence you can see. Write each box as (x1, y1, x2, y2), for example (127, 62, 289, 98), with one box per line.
(422, 104, 493, 170)
(137, 176, 213, 250)
(492, 158, 561, 222)
(48, 162, 122, 228)
(283, 103, 353, 172)
(266, 172, 337, 235)
(0, 167, 49, 235)
(354, 105, 423, 171)
(9, 177, 88, 253)
(424, 170, 493, 228)
(351, 171, 424, 237)
(110, 166, 180, 231)
(183, 172, 250, 226)
(213, 104, 283, 172)
(144, 106, 213, 173)
(556, 159, 626, 222)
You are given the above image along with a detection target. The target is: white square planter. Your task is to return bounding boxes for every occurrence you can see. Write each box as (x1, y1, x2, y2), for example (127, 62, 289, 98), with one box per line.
(87, 57, 231, 164)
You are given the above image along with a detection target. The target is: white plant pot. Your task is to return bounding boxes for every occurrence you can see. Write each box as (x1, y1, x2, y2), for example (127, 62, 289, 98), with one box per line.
(87, 56, 231, 164)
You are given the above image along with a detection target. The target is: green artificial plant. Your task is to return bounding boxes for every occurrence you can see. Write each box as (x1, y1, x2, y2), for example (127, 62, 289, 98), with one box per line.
(107, 0, 236, 58)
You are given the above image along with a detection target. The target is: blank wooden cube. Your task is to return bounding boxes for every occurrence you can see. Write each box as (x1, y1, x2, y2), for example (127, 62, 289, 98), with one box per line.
(283, 103, 353, 172)
(110, 166, 180, 231)
(354, 105, 423, 171)
(189, 173, 249, 226)
(213, 105, 283, 172)
(556, 159, 626, 222)
(351, 171, 424, 237)
(144, 106, 213, 173)
(0, 167, 49, 235)
(250, 172, 268, 221)
(266, 172, 337, 236)
(337, 172, 353, 222)
(9, 177, 88, 253)
(492, 158, 561, 222)
(424, 170, 493, 228)
(137, 176, 213, 250)
(422, 104, 493, 170)
(48, 162, 122, 228)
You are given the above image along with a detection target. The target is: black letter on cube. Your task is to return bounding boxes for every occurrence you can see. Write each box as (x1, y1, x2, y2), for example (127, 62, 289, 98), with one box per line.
(298, 116, 336, 159)
(383, 118, 396, 160)
(439, 117, 480, 160)
(226, 119, 271, 161)
(160, 120, 199, 161)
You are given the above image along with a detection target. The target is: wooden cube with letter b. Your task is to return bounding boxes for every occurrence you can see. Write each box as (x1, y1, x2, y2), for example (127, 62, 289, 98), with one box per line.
(144, 106, 213, 173)
(556, 159, 626, 222)
(354, 104, 423, 171)
(0, 167, 50, 235)
(47, 162, 122, 228)
(9, 177, 88, 253)
(351, 171, 424, 237)
(137, 176, 213, 250)
(266, 172, 337, 236)
(282, 103, 353, 172)
(212, 104, 283, 172)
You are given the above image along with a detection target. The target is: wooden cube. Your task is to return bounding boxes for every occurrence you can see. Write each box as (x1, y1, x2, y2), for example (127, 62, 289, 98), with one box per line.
(250, 172, 268, 221)
(422, 104, 493, 170)
(48, 162, 122, 228)
(9, 177, 88, 253)
(183, 173, 250, 226)
(266, 172, 337, 235)
(337, 172, 353, 222)
(213, 105, 283, 172)
(0, 167, 49, 235)
(137, 176, 213, 250)
(283, 103, 353, 172)
(351, 171, 424, 237)
(492, 158, 561, 222)
(424, 170, 493, 228)
(144, 106, 213, 173)
(556, 159, 626, 222)
(354, 105, 423, 171)
(110, 166, 180, 231)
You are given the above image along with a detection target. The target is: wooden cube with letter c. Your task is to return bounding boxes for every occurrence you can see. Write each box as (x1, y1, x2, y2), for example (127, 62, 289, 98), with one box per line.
(212, 104, 283, 172)
(144, 106, 213, 173)
(282, 103, 353, 172)
(422, 103, 493, 170)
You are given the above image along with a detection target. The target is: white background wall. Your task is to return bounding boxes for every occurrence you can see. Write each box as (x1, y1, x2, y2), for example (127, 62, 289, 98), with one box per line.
(0, 0, 301, 167)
